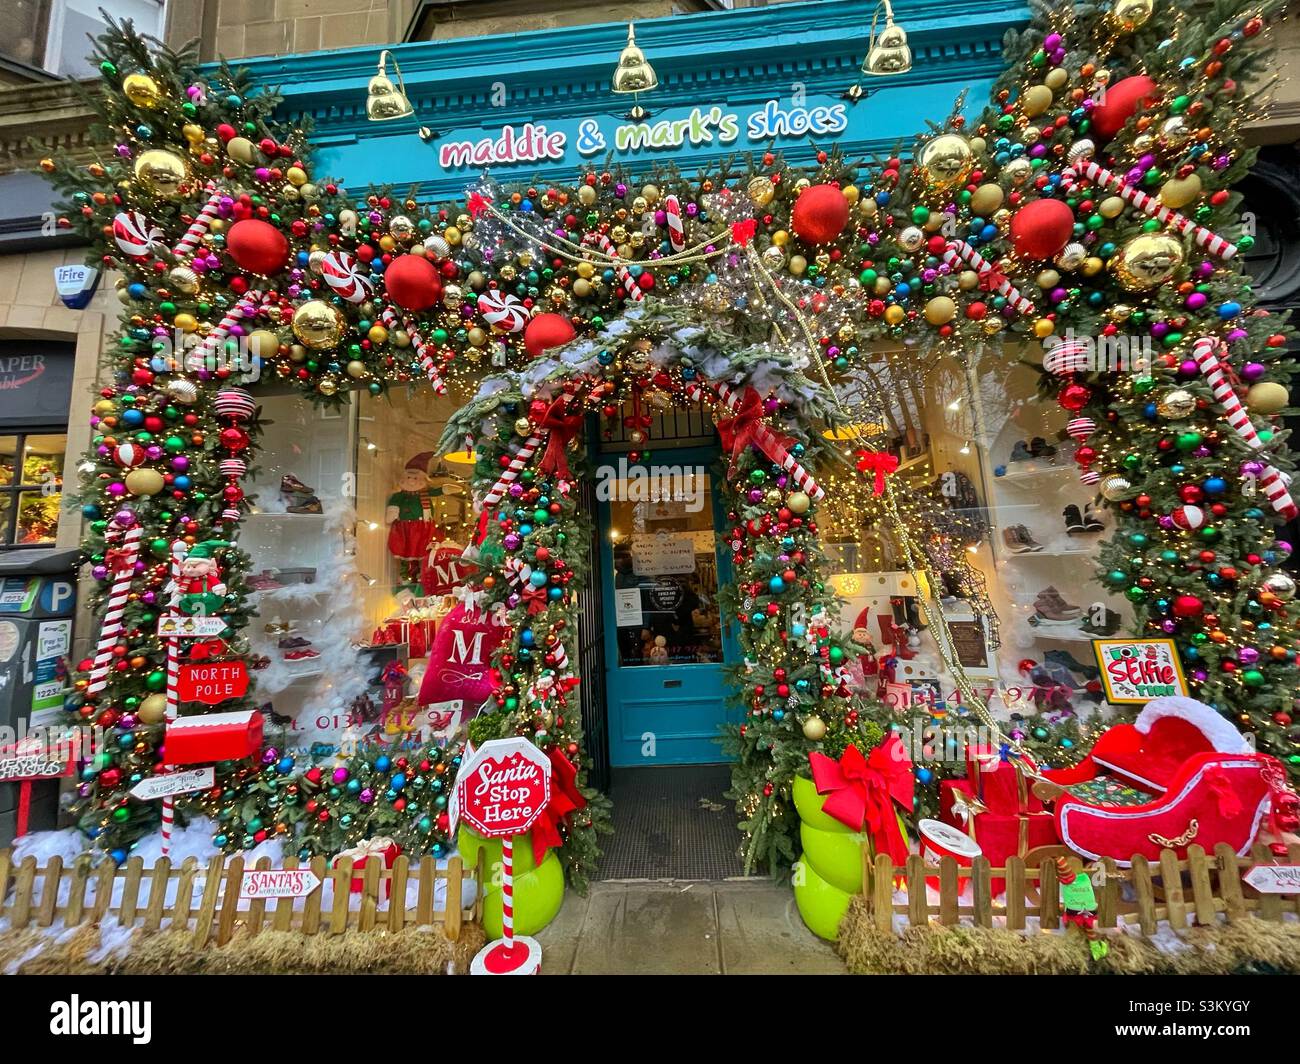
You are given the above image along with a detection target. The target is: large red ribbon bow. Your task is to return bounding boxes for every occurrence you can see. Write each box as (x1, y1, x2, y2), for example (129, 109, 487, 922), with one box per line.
(855, 449, 899, 494)
(716, 387, 793, 474)
(466, 191, 493, 218)
(808, 735, 914, 864)
(520, 584, 548, 615)
(731, 219, 758, 247)
(530, 748, 588, 864)
(105, 546, 137, 574)
(536, 397, 584, 481)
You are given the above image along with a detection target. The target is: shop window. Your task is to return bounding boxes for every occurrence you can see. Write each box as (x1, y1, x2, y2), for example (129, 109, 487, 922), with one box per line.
(0, 432, 64, 546)
(1, 0, 165, 77)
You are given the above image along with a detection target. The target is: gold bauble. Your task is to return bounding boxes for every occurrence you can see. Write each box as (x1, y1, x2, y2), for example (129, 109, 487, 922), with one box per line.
(788, 254, 808, 275)
(1021, 84, 1054, 118)
(577, 184, 597, 206)
(1111, 232, 1184, 291)
(802, 716, 827, 741)
(884, 304, 907, 327)
(958, 269, 981, 290)
(1044, 68, 1069, 91)
(133, 150, 188, 198)
(286, 165, 308, 186)
(181, 123, 205, 146)
(122, 72, 163, 108)
(346, 360, 367, 378)
(291, 300, 346, 350)
(610, 225, 628, 244)
(1055, 242, 1086, 271)
(1098, 473, 1132, 502)
(898, 226, 925, 252)
(514, 418, 533, 436)
(641, 184, 661, 205)
(443, 284, 464, 309)
(747, 175, 776, 207)
(631, 196, 648, 215)
(969, 183, 1004, 216)
(1003, 158, 1032, 186)
(168, 266, 200, 294)
(787, 491, 811, 514)
(1036, 269, 1061, 289)
(1082, 256, 1104, 276)
(1112, 0, 1154, 32)
(1245, 381, 1290, 414)
(924, 296, 956, 325)
(246, 329, 280, 358)
(288, 344, 308, 364)
(762, 245, 785, 268)
(1108, 303, 1134, 322)
(1156, 388, 1197, 419)
(389, 215, 417, 241)
(1159, 173, 1202, 209)
(573, 278, 592, 298)
(173, 313, 199, 333)
(467, 326, 488, 347)
(225, 136, 257, 165)
(137, 694, 168, 725)
(318, 378, 338, 396)
(917, 133, 974, 190)
(1098, 196, 1126, 219)
(125, 468, 165, 496)
(367, 324, 388, 345)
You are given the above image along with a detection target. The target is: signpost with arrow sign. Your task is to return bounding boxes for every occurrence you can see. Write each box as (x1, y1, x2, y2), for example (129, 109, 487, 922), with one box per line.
(129, 765, 214, 802)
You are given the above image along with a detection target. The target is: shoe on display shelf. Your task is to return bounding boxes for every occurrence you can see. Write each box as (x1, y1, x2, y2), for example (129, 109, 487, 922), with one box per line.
(1033, 586, 1082, 621)
(280, 473, 316, 496)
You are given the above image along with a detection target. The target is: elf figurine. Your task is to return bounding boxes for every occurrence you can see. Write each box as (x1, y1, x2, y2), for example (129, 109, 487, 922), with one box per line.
(385, 453, 445, 588)
(1058, 856, 1109, 960)
(172, 541, 229, 616)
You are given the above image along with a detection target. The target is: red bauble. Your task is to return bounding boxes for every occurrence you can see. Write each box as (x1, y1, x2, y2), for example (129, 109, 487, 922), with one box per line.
(1172, 504, 1205, 530)
(523, 312, 576, 358)
(791, 184, 850, 245)
(1058, 381, 1092, 411)
(384, 253, 443, 311)
(225, 219, 289, 275)
(1090, 75, 1159, 142)
(1172, 594, 1205, 618)
(1009, 198, 1075, 259)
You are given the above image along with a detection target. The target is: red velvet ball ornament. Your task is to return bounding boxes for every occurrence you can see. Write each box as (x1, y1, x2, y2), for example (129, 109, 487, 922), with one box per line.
(225, 219, 290, 275)
(1172, 594, 1205, 618)
(383, 253, 443, 311)
(791, 184, 850, 245)
(523, 312, 576, 358)
(1090, 75, 1159, 142)
(1009, 198, 1075, 259)
(1058, 381, 1092, 411)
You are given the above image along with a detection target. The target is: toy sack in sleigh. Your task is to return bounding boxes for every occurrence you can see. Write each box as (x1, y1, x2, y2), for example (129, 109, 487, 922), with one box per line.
(1035, 696, 1298, 866)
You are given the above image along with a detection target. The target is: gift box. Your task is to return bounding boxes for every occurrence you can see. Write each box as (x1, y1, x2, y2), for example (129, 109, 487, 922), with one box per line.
(964, 747, 1043, 815)
(333, 837, 401, 899)
(939, 778, 1057, 886)
(162, 709, 263, 766)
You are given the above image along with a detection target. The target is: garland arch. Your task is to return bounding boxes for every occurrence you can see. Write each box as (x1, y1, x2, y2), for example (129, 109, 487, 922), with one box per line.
(49, 1, 1300, 880)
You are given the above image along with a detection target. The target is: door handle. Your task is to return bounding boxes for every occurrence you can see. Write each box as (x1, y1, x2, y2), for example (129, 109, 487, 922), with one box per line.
(663, 679, 682, 688)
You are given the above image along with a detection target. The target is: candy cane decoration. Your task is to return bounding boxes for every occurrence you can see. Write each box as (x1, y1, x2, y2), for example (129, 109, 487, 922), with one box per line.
(160, 538, 189, 858)
(943, 240, 1036, 315)
(500, 834, 516, 951)
(381, 309, 446, 394)
(584, 232, 643, 302)
(663, 194, 686, 253)
(1060, 148, 1237, 261)
(481, 433, 546, 509)
(172, 185, 222, 259)
(686, 379, 826, 500)
(85, 524, 143, 699)
(1191, 336, 1297, 518)
(192, 289, 264, 367)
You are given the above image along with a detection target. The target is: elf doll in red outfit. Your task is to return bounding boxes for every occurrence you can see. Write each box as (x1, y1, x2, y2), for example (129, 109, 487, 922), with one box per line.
(172, 540, 228, 616)
(385, 452, 446, 588)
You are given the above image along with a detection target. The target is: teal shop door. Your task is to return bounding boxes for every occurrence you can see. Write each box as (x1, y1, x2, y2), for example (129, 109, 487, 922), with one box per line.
(598, 447, 739, 766)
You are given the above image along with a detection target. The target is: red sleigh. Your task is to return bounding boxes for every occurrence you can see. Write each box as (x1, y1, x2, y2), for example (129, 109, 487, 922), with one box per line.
(1038, 696, 1281, 866)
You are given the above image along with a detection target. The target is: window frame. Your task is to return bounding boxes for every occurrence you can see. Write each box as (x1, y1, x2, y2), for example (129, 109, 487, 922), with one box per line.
(0, 428, 66, 548)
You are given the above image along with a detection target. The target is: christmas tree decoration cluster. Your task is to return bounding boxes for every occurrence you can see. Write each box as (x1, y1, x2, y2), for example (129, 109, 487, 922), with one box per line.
(47, 0, 1299, 887)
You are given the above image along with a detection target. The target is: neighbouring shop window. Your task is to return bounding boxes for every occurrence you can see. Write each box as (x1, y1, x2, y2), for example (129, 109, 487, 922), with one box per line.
(0, 432, 64, 546)
(2, 0, 164, 76)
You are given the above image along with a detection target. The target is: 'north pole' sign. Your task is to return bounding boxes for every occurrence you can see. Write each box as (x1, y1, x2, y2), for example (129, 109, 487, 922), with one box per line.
(177, 661, 250, 705)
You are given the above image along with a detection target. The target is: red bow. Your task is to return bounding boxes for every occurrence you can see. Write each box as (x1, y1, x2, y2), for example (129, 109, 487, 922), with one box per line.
(731, 219, 758, 247)
(807, 735, 914, 864)
(188, 638, 228, 661)
(978, 266, 1009, 294)
(530, 748, 587, 864)
(716, 387, 792, 474)
(855, 449, 899, 494)
(466, 191, 493, 218)
(105, 547, 137, 574)
(536, 397, 584, 481)
(521, 584, 548, 615)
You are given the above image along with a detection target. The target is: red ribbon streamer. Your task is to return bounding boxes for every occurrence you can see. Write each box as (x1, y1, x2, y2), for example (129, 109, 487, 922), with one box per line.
(731, 218, 758, 247)
(716, 386, 793, 473)
(855, 449, 899, 494)
(807, 735, 914, 864)
(530, 748, 588, 864)
(466, 192, 493, 218)
(536, 398, 584, 481)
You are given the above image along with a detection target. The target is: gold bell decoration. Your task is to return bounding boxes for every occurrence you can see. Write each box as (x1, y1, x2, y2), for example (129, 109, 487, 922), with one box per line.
(366, 50, 414, 122)
(1110, 232, 1184, 291)
(862, 1, 912, 77)
(611, 23, 658, 120)
(292, 300, 346, 350)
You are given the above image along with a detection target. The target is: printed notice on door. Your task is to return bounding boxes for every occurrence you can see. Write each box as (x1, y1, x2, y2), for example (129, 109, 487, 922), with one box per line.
(631, 532, 696, 576)
(614, 586, 643, 627)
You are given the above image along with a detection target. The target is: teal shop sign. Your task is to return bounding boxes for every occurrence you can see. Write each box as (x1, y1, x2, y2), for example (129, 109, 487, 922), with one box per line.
(225, 0, 1030, 200)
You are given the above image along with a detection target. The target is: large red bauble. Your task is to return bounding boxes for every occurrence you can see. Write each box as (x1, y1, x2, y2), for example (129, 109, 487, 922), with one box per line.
(523, 312, 576, 358)
(1058, 381, 1092, 411)
(1090, 75, 1159, 142)
(1172, 594, 1205, 618)
(384, 254, 443, 311)
(225, 219, 290, 275)
(1010, 198, 1075, 259)
(791, 184, 850, 245)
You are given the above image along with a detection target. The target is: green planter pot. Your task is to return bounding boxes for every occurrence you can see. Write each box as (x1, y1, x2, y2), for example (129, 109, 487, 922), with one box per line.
(799, 821, 867, 896)
(793, 858, 853, 942)
(457, 825, 566, 937)
(792, 773, 852, 833)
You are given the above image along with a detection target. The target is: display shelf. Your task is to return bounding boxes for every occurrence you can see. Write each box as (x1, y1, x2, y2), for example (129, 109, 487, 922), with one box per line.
(993, 464, 1076, 482)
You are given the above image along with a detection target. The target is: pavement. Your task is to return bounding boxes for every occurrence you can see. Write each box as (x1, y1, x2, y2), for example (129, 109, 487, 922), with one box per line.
(535, 878, 847, 975)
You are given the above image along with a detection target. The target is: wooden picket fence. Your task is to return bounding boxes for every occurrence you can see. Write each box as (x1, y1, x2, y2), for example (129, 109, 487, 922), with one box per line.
(0, 849, 484, 947)
(864, 842, 1300, 934)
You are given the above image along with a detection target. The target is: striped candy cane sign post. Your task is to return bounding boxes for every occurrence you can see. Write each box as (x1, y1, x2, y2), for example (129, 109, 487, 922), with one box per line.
(380, 308, 447, 394)
(1059, 150, 1237, 261)
(454, 738, 551, 976)
(942, 240, 1036, 315)
(686, 379, 826, 501)
(1191, 336, 1299, 519)
(85, 523, 144, 700)
(160, 539, 190, 858)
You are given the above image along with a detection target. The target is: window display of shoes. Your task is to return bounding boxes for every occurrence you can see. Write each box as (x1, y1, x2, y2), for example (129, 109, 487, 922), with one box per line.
(1082, 502, 1106, 531)
(1032, 586, 1082, 621)
(1001, 524, 1044, 553)
(1062, 505, 1095, 535)
(280, 473, 316, 496)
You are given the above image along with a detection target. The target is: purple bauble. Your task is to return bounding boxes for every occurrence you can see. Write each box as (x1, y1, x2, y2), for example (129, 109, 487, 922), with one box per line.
(1241, 461, 1265, 478)
(1239, 647, 1260, 666)
(1242, 361, 1267, 382)
(359, 788, 374, 804)
(332, 767, 349, 784)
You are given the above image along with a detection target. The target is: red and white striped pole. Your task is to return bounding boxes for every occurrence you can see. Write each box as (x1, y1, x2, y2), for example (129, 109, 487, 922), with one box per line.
(86, 523, 143, 699)
(481, 433, 547, 508)
(584, 232, 643, 301)
(160, 538, 188, 858)
(500, 835, 515, 952)
(380, 308, 447, 394)
(942, 240, 1036, 315)
(172, 184, 222, 259)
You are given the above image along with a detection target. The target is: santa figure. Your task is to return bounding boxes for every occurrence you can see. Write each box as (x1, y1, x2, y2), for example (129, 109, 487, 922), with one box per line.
(172, 540, 228, 616)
